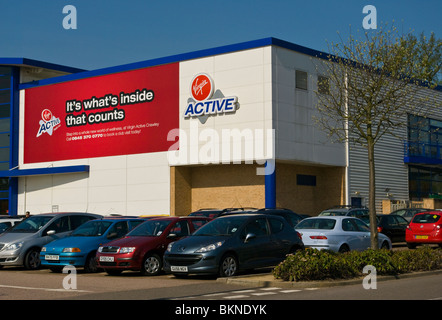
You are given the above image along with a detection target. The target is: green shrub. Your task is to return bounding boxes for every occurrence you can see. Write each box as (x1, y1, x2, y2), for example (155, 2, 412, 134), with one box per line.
(273, 247, 442, 282)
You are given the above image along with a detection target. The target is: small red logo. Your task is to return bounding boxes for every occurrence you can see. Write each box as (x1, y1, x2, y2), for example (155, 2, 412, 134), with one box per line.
(42, 109, 53, 122)
(190, 73, 213, 101)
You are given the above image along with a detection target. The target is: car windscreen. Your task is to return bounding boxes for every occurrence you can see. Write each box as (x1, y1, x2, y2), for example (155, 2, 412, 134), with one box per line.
(296, 218, 336, 230)
(10, 216, 53, 233)
(71, 220, 113, 236)
(128, 219, 171, 237)
(412, 214, 441, 224)
(193, 216, 249, 236)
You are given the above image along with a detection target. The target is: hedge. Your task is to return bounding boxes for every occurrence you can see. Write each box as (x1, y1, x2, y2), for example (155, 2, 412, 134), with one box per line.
(273, 247, 442, 282)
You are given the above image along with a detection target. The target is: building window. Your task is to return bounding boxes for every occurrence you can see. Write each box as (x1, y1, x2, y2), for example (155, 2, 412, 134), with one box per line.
(407, 114, 442, 160)
(297, 174, 316, 186)
(409, 165, 442, 200)
(295, 70, 308, 90)
(317, 75, 330, 94)
(0, 67, 12, 214)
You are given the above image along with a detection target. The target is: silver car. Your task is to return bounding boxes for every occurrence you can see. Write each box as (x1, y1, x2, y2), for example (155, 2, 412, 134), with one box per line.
(295, 216, 392, 252)
(0, 212, 101, 270)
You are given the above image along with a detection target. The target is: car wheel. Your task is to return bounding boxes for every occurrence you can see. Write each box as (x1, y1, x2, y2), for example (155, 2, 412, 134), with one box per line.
(338, 244, 350, 253)
(219, 254, 238, 277)
(381, 241, 390, 250)
(24, 248, 41, 270)
(84, 252, 100, 273)
(141, 253, 162, 276)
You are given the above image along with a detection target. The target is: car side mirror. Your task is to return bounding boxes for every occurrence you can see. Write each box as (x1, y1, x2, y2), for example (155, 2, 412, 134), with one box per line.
(244, 233, 256, 243)
(46, 230, 56, 236)
(167, 233, 178, 239)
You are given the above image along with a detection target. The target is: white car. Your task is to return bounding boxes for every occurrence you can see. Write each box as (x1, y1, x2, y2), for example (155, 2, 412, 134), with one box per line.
(0, 218, 22, 234)
(295, 216, 391, 252)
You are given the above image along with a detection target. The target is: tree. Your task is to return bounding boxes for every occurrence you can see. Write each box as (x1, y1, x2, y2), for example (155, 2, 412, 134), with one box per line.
(313, 24, 442, 249)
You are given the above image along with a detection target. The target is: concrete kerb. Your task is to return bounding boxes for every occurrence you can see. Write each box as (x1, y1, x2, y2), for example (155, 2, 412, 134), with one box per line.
(216, 269, 442, 289)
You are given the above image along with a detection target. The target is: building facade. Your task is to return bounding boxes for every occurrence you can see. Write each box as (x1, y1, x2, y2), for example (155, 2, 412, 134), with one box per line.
(1, 38, 441, 217)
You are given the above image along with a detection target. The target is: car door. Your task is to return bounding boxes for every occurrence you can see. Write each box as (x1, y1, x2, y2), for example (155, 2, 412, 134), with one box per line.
(42, 216, 71, 245)
(268, 217, 291, 260)
(353, 219, 371, 249)
(380, 216, 397, 241)
(238, 217, 273, 268)
(164, 220, 191, 251)
(341, 218, 369, 251)
(394, 216, 408, 242)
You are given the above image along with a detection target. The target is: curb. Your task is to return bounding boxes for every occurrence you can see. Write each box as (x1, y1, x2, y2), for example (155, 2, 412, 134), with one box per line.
(216, 269, 442, 289)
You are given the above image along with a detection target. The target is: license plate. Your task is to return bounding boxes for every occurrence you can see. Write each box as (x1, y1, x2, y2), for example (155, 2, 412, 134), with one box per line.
(45, 255, 59, 261)
(415, 235, 428, 239)
(171, 266, 188, 272)
(99, 256, 114, 262)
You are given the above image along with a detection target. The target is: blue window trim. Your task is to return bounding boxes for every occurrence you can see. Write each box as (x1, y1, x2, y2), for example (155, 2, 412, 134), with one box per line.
(0, 165, 90, 178)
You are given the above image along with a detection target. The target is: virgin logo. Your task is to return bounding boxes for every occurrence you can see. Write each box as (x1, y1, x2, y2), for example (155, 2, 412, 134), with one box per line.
(36, 108, 61, 137)
(42, 109, 53, 122)
(190, 73, 213, 101)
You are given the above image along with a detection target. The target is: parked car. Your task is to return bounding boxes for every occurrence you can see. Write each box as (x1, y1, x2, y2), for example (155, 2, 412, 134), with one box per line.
(0, 212, 102, 270)
(389, 208, 432, 222)
(360, 214, 409, 243)
(163, 214, 304, 278)
(255, 208, 306, 228)
(318, 205, 369, 218)
(40, 217, 145, 272)
(222, 207, 307, 228)
(0, 218, 22, 234)
(295, 216, 391, 252)
(189, 208, 257, 219)
(96, 216, 211, 276)
(405, 211, 442, 249)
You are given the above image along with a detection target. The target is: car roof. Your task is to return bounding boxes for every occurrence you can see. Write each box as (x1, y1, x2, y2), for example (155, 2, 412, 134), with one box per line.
(149, 216, 211, 221)
(216, 213, 285, 220)
(94, 217, 144, 222)
(27, 212, 101, 217)
(303, 216, 358, 221)
(413, 210, 442, 216)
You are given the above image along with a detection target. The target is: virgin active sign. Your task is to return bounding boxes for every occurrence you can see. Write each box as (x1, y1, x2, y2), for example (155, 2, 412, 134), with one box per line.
(183, 73, 238, 121)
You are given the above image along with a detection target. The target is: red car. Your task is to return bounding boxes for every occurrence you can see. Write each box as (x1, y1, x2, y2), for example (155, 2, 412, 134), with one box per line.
(96, 216, 211, 275)
(406, 211, 442, 249)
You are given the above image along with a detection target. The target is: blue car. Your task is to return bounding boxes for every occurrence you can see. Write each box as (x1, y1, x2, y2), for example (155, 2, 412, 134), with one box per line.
(41, 218, 145, 272)
(164, 214, 304, 277)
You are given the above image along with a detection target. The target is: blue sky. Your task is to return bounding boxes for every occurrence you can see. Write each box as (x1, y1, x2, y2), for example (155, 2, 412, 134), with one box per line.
(0, 0, 441, 70)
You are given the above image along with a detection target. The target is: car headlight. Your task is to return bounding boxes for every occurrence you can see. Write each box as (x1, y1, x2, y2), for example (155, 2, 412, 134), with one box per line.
(119, 247, 135, 254)
(5, 242, 23, 251)
(41, 247, 47, 252)
(195, 241, 224, 253)
(166, 242, 175, 252)
(62, 248, 81, 253)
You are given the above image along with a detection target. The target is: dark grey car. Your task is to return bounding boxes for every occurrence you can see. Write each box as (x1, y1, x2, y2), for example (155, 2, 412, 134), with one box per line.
(163, 214, 304, 277)
(0, 212, 101, 270)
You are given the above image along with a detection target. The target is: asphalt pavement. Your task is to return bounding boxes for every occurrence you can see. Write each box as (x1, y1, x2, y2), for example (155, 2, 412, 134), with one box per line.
(217, 268, 442, 289)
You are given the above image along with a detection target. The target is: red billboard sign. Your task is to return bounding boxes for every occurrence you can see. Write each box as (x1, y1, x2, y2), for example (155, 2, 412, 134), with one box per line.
(23, 63, 179, 163)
